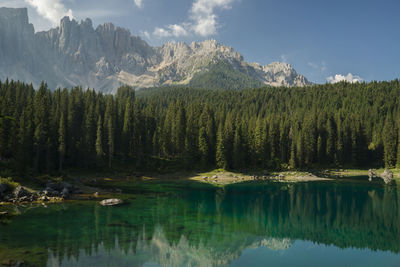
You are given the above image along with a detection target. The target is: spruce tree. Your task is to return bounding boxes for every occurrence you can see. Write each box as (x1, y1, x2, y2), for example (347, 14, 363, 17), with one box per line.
(104, 97, 115, 168)
(383, 115, 397, 168)
(95, 116, 104, 163)
(216, 122, 227, 169)
(58, 113, 66, 171)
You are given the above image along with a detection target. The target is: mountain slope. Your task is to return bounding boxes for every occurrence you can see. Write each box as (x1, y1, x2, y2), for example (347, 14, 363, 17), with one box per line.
(0, 7, 311, 92)
(189, 61, 264, 90)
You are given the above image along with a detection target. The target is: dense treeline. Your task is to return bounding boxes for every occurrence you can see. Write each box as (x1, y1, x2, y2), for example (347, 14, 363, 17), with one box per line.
(1, 79, 400, 174)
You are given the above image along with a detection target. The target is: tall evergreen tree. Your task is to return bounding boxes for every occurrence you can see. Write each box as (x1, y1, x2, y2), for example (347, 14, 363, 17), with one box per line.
(383, 115, 397, 168)
(95, 116, 104, 163)
(58, 113, 66, 171)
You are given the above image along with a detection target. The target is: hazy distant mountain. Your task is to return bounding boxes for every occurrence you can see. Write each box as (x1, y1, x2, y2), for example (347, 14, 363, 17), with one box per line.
(0, 7, 311, 93)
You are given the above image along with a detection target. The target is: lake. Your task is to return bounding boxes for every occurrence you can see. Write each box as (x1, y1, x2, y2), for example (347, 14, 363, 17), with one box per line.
(1, 180, 400, 266)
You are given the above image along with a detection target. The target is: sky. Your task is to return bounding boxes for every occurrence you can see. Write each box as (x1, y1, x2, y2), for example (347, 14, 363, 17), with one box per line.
(1, 0, 399, 84)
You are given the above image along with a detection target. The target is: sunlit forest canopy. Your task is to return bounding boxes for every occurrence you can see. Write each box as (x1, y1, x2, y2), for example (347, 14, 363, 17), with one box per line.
(1, 79, 400, 174)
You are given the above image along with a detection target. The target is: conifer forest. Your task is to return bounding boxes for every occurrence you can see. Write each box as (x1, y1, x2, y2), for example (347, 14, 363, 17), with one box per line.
(1, 79, 400, 176)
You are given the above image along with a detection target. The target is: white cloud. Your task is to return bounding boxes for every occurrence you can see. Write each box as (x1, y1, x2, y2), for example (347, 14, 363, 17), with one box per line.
(327, 73, 363, 84)
(24, 0, 73, 26)
(152, 0, 234, 38)
(190, 0, 233, 36)
(153, 23, 190, 38)
(134, 0, 143, 9)
(153, 27, 171, 38)
(169, 24, 189, 37)
(142, 30, 151, 40)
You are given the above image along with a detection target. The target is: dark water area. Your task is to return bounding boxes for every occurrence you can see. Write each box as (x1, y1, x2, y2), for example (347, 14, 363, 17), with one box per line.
(1, 180, 400, 266)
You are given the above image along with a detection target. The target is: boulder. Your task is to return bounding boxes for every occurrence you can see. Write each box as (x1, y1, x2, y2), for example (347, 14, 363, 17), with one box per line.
(61, 187, 70, 198)
(368, 169, 376, 182)
(60, 182, 73, 191)
(381, 169, 394, 184)
(100, 198, 123, 206)
(39, 196, 49, 202)
(43, 188, 61, 197)
(46, 181, 73, 191)
(13, 186, 30, 199)
(46, 182, 62, 191)
(43, 181, 73, 198)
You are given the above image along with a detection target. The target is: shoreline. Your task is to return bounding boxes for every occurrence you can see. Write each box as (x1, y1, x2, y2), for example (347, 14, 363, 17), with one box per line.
(1, 169, 399, 207)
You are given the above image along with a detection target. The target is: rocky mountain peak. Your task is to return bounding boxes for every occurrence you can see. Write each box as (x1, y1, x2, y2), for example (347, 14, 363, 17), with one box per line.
(0, 7, 311, 92)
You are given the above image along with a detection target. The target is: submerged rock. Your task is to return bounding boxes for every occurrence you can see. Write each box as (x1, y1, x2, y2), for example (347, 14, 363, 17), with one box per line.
(100, 198, 123, 206)
(43, 181, 73, 199)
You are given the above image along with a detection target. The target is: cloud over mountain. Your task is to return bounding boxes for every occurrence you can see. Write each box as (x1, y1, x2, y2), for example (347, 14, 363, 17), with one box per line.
(327, 73, 363, 84)
(25, 0, 73, 26)
(153, 0, 234, 38)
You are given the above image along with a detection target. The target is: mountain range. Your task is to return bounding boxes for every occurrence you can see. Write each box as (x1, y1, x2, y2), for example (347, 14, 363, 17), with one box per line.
(0, 7, 311, 93)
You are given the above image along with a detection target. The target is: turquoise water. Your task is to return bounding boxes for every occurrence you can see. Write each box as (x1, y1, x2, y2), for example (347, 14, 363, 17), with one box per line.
(1, 180, 400, 266)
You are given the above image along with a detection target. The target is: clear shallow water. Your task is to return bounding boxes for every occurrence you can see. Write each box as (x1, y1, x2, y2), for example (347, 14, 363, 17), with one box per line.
(1, 180, 400, 266)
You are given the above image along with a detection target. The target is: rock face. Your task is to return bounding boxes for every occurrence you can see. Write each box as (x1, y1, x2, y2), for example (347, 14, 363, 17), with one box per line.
(0, 7, 311, 93)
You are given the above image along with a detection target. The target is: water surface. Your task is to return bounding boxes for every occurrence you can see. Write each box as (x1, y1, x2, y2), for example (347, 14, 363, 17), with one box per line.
(1, 180, 400, 266)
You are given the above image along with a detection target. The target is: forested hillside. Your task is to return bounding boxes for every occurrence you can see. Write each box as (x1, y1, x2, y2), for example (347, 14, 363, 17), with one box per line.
(188, 61, 264, 90)
(1, 79, 400, 176)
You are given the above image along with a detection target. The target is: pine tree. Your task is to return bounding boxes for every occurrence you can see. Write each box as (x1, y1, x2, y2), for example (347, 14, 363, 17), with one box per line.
(198, 126, 209, 166)
(254, 117, 265, 166)
(174, 101, 186, 156)
(383, 115, 397, 168)
(33, 82, 50, 172)
(95, 116, 104, 163)
(216, 122, 227, 169)
(397, 128, 400, 169)
(326, 116, 337, 163)
(58, 112, 66, 171)
(104, 97, 115, 168)
(16, 110, 29, 172)
(233, 124, 244, 170)
(296, 134, 305, 168)
(122, 100, 133, 157)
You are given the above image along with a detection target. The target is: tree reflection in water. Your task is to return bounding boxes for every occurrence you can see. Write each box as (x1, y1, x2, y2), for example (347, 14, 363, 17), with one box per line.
(0, 181, 399, 266)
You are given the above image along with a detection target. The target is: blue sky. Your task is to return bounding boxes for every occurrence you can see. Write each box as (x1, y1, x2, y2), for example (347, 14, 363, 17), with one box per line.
(2, 0, 399, 83)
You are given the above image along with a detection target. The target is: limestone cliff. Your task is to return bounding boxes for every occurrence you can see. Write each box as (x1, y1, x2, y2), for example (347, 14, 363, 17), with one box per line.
(0, 7, 311, 92)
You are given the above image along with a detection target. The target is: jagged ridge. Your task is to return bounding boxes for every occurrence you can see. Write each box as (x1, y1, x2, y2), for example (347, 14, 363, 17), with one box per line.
(0, 7, 311, 92)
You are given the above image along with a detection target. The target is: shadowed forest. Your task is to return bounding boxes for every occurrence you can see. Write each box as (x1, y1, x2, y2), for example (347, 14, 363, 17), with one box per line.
(1, 79, 400, 177)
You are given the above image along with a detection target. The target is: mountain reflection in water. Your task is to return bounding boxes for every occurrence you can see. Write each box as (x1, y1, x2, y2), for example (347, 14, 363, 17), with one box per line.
(0, 181, 399, 266)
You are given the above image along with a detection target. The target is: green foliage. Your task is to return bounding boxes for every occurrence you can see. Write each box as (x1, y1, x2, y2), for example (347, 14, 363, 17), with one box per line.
(189, 61, 264, 90)
(1, 79, 400, 175)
